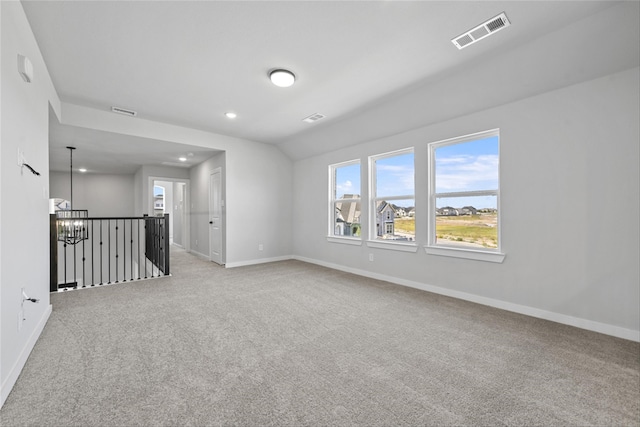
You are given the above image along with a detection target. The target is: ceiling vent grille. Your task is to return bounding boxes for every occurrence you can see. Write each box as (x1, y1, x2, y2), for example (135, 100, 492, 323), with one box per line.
(111, 106, 137, 117)
(452, 12, 510, 50)
(302, 113, 326, 123)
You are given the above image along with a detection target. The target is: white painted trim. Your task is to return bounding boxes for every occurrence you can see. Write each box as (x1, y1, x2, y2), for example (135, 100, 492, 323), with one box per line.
(148, 176, 191, 252)
(1, 304, 52, 408)
(366, 240, 419, 252)
(225, 255, 293, 268)
(292, 255, 640, 342)
(188, 249, 210, 261)
(209, 168, 223, 264)
(424, 245, 505, 263)
(327, 236, 362, 246)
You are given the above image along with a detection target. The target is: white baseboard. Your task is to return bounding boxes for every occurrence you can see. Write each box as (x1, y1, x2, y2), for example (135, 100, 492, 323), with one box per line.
(225, 255, 293, 269)
(188, 249, 210, 261)
(292, 255, 640, 342)
(1, 304, 52, 408)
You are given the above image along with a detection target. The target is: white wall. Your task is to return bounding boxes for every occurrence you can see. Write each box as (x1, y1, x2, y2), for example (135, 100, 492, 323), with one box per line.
(50, 171, 135, 217)
(173, 182, 186, 247)
(292, 67, 640, 341)
(137, 165, 189, 216)
(60, 103, 293, 267)
(0, 1, 60, 407)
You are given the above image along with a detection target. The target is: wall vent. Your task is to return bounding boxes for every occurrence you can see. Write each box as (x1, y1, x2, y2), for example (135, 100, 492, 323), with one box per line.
(452, 12, 510, 50)
(111, 106, 137, 117)
(302, 113, 326, 123)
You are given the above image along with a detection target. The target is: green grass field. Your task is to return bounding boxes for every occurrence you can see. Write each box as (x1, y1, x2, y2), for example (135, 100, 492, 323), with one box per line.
(393, 214, 498, 248)
(436, 214, 497, 248)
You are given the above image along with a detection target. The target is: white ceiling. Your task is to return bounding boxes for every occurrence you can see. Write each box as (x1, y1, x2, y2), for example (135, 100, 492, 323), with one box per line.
(49, 113, 220, 174)
(21, 1, 639, 170)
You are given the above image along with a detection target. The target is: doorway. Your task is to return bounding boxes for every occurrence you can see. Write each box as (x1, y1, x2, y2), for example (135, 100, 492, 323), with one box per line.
(209, 168, 222, 265)
(150, 177, 190, 251)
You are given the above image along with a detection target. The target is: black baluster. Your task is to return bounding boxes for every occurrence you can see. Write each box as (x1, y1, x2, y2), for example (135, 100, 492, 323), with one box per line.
(130, 219, 134, 281)
(91, 220, 95, 287)
(115, 220, 119, 283)
(82, 224, 86, 288)
(138, 219, 141, 280)
(73, 232, 77, 289)
(99, 220, 103, 285)
(63, 242, 67, 289)
(108, 219, 111, 284)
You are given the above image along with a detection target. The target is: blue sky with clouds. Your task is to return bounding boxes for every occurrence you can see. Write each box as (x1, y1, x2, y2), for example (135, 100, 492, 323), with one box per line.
(334, 136, 498, 209)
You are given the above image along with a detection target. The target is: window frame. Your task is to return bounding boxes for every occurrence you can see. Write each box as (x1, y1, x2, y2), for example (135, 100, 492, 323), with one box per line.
(367, 148, 418, 252)
(425, 129, 505, 263)
(328, 159, 362, 245)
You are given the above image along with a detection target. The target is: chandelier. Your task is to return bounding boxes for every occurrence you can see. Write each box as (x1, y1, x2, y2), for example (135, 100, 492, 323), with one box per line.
(57, 146, 88, 245)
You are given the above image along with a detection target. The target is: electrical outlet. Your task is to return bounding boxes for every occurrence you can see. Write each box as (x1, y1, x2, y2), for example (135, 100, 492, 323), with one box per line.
(369, 253, 374, 262)
(258, 244, 263, 251)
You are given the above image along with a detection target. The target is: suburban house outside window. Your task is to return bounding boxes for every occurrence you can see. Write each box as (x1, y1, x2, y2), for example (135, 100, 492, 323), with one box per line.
(329, 160, 361, 240)
(369, 149, 415, 246)
(426, 129, 505, 263)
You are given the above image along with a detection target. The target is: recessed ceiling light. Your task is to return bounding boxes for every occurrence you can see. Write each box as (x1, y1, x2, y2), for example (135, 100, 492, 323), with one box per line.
(179, 157, 187, 162)
(225, 112, 237, 119)
(269, 69, 296, 87)
(79, 168, 87, 173)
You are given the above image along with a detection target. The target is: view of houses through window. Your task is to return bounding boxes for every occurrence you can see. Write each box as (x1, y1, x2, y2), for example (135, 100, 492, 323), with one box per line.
(372, 150, 415, 242)
(329, 130, 500, 253)
(332, 161, 361, 237)
(153, 185, 165, 215)
(431, 131, 500, 249)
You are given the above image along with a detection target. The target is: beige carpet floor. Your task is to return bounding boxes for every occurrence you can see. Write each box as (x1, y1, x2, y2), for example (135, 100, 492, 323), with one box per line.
(1, 247, 638, 426)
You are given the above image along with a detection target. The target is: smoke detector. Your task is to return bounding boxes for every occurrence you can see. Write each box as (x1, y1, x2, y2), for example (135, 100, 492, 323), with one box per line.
(111, 106, 137, 117)
(452, 12, 510, 50)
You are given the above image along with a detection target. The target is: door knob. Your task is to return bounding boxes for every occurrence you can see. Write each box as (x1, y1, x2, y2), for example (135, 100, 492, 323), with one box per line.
(209, 221, 213, 224)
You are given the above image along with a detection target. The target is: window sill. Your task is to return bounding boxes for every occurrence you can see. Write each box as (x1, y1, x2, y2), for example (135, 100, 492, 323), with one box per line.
(327, 236, 363, 246)
(424, 245, 505, 263)
(366, 240, 419, 253)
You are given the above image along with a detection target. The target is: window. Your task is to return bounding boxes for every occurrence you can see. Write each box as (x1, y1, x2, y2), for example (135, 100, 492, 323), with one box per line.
(329, 160, 361, 239)
(153, 185, 165, 213)
(370, 149, 415, 244)
(427, 129, 504, 262)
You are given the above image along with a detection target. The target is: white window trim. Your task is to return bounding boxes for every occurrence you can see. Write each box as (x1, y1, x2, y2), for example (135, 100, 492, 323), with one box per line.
(427, 129, 504, 262)
(367, 240, 418, 253)
(424, 245, 505, 263)
(327, 236, 363, 246)
(369, 148, 415, 246)
(328, 159, 362, 240)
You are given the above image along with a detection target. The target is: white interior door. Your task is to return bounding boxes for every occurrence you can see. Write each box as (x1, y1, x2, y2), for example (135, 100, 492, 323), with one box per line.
(209, 169, 222, 264)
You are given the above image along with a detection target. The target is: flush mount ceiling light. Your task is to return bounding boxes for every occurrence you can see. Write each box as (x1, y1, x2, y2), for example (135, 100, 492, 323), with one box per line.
(269, 69, 296, 87)
(79, 168, 87, 173)
(225, 112, 237, 119)
(179, 157, 187, 162)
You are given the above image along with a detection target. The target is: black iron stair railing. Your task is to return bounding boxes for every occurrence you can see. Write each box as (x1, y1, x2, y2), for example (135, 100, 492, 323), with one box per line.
(50, 213, 170, 292)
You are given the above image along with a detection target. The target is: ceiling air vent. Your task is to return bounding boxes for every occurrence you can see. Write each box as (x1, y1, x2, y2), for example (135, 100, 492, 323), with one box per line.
(111, 106, 137, 117)
(452, 12, 510, 50)
(302, 113, 326, 123)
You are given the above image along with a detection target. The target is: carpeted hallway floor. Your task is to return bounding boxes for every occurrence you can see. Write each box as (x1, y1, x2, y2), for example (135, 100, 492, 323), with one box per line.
(1, 247, 639, 426)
